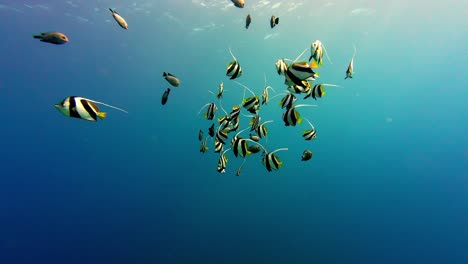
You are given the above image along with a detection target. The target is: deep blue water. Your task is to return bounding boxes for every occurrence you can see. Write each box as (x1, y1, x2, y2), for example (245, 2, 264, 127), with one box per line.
(0, 1, 467, 263)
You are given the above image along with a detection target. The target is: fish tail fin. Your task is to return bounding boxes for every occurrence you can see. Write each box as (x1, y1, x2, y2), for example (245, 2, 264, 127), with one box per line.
(97, 112, 107, 120)
(162, 72, 167, 77)
(275, 17, 279, 24)
(109, 8, 114, 13)
(32, 34, 42, 39)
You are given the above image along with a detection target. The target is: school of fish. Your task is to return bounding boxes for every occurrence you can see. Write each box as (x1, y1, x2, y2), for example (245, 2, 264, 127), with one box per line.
(37, 1, 358, 176)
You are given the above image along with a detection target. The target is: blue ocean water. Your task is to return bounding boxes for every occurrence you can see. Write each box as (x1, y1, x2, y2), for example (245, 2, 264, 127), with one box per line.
(0, 1, 467, 263)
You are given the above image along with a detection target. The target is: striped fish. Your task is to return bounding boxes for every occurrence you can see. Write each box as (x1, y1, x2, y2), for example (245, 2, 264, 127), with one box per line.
(217, 148, 231, 173)
(249, 115, 261, 131)
(285, 62, 319, 87)
(228, 115, 240, 133)
(216, 126, 229, 145)
(200, 137, 209, 153)
(214, 138, 225, 153)
(345, 45, 357, 79)
(217, 82, 224, 99)
(308, 40, 332, 67)
(282, 104, 317, 126)
(279, 93, 297, 109)
(198, 103, 217, 120)
(226, 48, 242, 80)
(302, 118, 317, 141)
(255, 120, 273, 139)
(230, 127, 257, 158)
(304, 83, 342, 100)
(261, 74, 275, 105)
(229, 105, 241, 121)
(275, 58, 288, 75)
(208, 123, 215, 137)
(55, 96, 128, 122)
(287, 83, 311, 94)
(261, 148, 288, 172)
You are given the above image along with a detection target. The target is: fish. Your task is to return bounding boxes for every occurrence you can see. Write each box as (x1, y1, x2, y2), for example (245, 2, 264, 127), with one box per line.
(249, 133, 260, 142)
(345, 45, 357, 79)
(275, 59, 288, 75)
(109, 8, 128, 29)
(230, 127, 256, 158)
(301, 150, 313, 161)
(249, 115, 260, 131)
(235, 81, 260, 114)
(55, 96, 128, 122)
(217, 148, 230, 173)
(248, 144, 261, 154)
(33, 32, 69, 45)
(198, 103, 217, 120)
(246, 14, 252, 29)
(216, 127, 229, 145)
(214, 138, 225, 153)
(217, 82, 224, 99)
(308, 40, 332, 67)
(231, 0, 245, 8)
(198, 129, 204, 141)
(163, 72, 180, 87)
(270, 16, 279, 28)
(208, 123, 215, 137)
(226, 48, 242, 80)
(261, 74, 275, 105)
(282, 104, 317, 126)
(262, 148, 288, 172)
(228, 115, 240, 132)
(285, 62, 319, 87)
(161, 88, 171, 105)
(303, 83, 342, 100)
(255, 120, 273, 139)
(287, 83, 311, 94)
(302, 118, 317, 141)
(229, 105, 241, 121)
(279, 93, 297, 109)
(200, 137, 209, 153)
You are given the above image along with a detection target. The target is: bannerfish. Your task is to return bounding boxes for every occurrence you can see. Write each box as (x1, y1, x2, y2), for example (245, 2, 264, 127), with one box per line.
(345, 45, 357, 79)
(198, 129, 204, 141)
(231, 0, 245, 8)
(109, 8, 128, 29)
(246, 14, 252, 29)
(55, 96, 128, 122)
(163, 72, 180, 87)
(161, 88, 170, 105)
(301, 150, 313, 161)
(226, 48, 242, 80)
(262, 148, 288, 172)
(33, 32, 69, 45)
(270, 16, 279, 28)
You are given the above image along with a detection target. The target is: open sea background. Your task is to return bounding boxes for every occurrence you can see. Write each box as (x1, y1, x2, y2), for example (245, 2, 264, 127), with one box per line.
(0, 0, 466, 263)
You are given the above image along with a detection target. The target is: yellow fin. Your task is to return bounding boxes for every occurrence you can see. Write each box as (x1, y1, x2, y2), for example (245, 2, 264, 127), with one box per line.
(310, 61, 319, 69)
(297, 118, 303, 125)
(97, 112, 107, 120)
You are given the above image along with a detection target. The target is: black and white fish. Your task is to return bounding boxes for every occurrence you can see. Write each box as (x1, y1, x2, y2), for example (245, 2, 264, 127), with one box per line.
(345, 45, 357, 79)
(33, 32, 69, 45)
(161, 88, 171, 105)
(214, 138, 225, 153)
(235, 81, 260, 114)
(200, 137, 209, 153)
(163, 72, 180, 87)
(261, 74, 275, 105)
(226, 48, 242, 80)
(198, 103, 217, 120)
(217, 148, 231, 173)
(230, 127, 258, 158)
(308, 40, 332, 67)
(275, 58, 288, 75)
(279, 93, 297, 109)
(109, 8, 128, 29)
(301, 150, 313, 161)
(55, 96, 128, 122)
(255, 120, 273, 139)
(270, 15, 279, 28)
(285, 62, 319, 87)
(262, 148, 288, 172)
(303, 83, 341, 100)
(302, 118, 317, 141)
(282, 104, 317, 126)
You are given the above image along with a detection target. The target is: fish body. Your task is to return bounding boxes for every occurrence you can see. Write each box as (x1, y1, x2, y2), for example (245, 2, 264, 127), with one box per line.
(270, 16, 279, 28)
(200, 137, 209, 153)
(231, 0, 245, 8)
(301, 150, 313, 161)
(279, 93, 297, 109)
(261, 148, 287, 172)
(208, 123, 215, 137)
(198, 129, 204, 141)
(248, 145, 261, 153)
(33, 32, 69, 45)
(161, 88, 171, 105)
(217, 82, 224, 99)
(275, 59, 288, 75)
(345, 54, 355, 79)
(55, 96, 127, 122)
(304, 84, 325, 100)
(246, 14, 252, 29)
(109, 8, 128, 29)
(163, 72, 180, 87)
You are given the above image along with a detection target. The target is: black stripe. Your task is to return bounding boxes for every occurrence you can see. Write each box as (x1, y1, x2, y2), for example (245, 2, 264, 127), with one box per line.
(81, 99, 97, 121)
(69, 97, 81, 119)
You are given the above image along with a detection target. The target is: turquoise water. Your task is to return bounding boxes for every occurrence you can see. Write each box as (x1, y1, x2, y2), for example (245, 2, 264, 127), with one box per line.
(0, 1, 467, 263)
